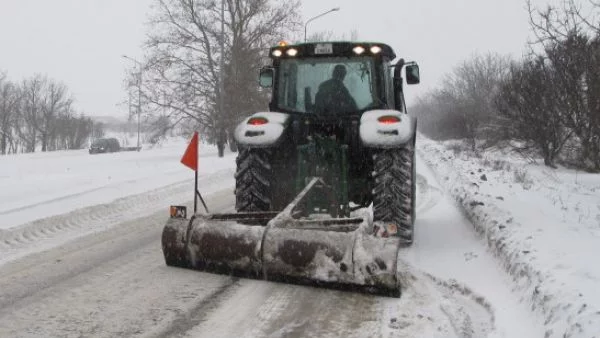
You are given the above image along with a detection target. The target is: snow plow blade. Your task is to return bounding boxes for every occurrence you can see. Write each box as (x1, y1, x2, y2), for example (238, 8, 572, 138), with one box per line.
(161, 178, 402, 297)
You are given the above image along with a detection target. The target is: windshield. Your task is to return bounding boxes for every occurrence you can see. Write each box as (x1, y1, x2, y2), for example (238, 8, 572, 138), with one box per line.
(92, 139, 107, 147)
(276, 57, 379, 114)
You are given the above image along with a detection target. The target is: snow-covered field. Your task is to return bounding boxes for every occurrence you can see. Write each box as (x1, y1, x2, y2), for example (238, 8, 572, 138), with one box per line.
(0, 135, 597, 337)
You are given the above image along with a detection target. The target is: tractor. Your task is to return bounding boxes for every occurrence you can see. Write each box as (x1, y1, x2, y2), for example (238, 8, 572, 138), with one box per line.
(162, 41, 420, 297)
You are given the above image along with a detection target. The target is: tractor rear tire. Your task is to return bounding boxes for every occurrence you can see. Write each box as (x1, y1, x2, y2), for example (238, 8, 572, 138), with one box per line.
(372, 143, 416, 244)
(235, 148, 274, 212)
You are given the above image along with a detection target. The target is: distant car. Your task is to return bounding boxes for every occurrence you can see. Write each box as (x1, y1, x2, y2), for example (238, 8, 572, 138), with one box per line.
(89, 138, 120, 154)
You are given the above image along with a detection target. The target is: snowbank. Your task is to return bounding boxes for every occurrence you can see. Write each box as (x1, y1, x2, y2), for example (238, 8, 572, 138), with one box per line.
(417, 136, 600, 338)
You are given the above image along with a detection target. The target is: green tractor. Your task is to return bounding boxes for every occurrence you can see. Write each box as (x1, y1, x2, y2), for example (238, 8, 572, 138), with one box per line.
(162, 41, 420, 297)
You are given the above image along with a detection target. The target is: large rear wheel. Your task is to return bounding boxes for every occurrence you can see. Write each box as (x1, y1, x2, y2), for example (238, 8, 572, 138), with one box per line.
(235, 148, 274, 212)
(372, 142, 416, 244)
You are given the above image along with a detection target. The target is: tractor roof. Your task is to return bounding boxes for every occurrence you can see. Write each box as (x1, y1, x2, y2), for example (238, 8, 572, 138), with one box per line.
(269, 41, 396, 60)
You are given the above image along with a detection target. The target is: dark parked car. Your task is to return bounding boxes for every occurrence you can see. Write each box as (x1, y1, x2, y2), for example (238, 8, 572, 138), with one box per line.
(89, 138, 120, 154)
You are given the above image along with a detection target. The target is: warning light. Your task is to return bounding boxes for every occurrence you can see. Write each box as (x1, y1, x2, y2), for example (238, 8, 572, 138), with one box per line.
(278, 40, 288, 47)
(377, 115, 401, 124)
(248, 117, 269, 125)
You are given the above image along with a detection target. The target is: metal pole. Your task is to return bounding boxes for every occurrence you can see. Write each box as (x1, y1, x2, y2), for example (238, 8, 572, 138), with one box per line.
(304, 7, 340, 42)
(219, 0, 225, 156)
(122, 55, 143, 151)
(194, 170, 198, 213)
(128, 90, 132, 119)
(137, 67, 141, 151)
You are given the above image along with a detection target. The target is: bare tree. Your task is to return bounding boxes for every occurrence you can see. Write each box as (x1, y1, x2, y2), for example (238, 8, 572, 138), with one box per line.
(412, 92, 467, 140)
(415, 53, 510, 149)
(495, 58, 573, 167)
(19, 75, 47, 152)
(68, 114, 95, 150)
(137, 0, 301, 156)
(0, 74, 22, 154)
(307, 31, 334, 42)
(0, 73, 96, 154)
(38, 80, 73, 151)
(528, 0, 600, 170)
(546, 32, 600, 170)
(307, 30, 358, 43)
(568, 0, 600, 34)
(91, 121, 105, 139)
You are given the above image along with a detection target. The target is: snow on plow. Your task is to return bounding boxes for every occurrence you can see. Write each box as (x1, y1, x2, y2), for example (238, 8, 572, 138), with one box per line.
(161, 178, 402, 297)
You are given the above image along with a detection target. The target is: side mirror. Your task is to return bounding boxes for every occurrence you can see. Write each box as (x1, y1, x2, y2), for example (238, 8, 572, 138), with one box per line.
(259, 67, 274, 88)
(405, 64, 420, 85)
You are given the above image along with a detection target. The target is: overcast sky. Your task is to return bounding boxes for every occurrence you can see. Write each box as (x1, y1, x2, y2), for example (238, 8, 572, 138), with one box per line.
(0, 0, 553, 117)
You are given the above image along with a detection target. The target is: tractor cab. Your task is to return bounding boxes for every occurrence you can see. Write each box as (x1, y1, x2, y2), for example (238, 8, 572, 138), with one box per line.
(259, 41, 420, 117)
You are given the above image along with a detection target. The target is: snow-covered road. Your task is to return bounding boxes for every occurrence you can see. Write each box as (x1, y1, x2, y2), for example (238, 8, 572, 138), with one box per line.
(0, 143, 546, 337)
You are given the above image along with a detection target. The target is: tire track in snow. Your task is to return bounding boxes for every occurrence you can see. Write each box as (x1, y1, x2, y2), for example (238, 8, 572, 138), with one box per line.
(415, 173, 443, 215)
(0, 214, 165, 316)
(428, 274, 495, 338)
(0, 168, 189, 216)
(0, 185, 109, 215)
(181, 264, 496, 338)
(0, 168, 234, 266)
(374, 258, 495, 338)
(0, 188, 238, 338)
(155, 280, 240, 338)
(177, 279, 298, 338)
(182, 281, 381, 338)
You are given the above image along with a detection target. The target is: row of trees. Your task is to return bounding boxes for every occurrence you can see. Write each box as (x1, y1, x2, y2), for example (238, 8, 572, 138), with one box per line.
(412, 53, 510, 150)
(125, 0, 301, 156)
(414, 0, 600, 171)
(0, 73, 98, 155)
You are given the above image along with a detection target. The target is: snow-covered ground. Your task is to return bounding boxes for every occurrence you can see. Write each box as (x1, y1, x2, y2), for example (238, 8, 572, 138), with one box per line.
(0, 138, 237, 265)
(418, 136, 600, 338)
(0, 139, 538, 337)
(0, 138, 234, 229)
(0, 135, 597, 337)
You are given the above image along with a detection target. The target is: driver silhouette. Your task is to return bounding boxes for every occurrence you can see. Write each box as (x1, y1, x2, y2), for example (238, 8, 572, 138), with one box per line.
(314, 65, 358, 114)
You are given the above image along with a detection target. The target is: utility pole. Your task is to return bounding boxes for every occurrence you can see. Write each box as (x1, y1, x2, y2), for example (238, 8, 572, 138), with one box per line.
(122, 55, 142, 151)
(137, 69, 141, 150)
(218, 0, 226, 157)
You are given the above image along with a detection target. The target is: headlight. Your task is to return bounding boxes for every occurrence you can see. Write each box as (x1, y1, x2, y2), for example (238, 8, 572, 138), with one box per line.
(370, 46, 382, 54)
(353, 46, 365, 55)
(272, 49, 282, 57)
(286, 48, 298, 56)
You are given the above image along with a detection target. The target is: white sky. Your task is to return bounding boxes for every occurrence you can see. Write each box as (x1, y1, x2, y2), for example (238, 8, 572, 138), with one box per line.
(0, 0, 552, 117)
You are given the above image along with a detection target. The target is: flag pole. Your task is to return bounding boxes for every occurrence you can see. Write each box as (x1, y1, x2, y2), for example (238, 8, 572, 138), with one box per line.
(194, 170, 198, 214)
(180, 131, 209, 214)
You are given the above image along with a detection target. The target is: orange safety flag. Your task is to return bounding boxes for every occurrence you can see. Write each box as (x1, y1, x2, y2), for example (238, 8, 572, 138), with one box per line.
(180, 131, 198, 171)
